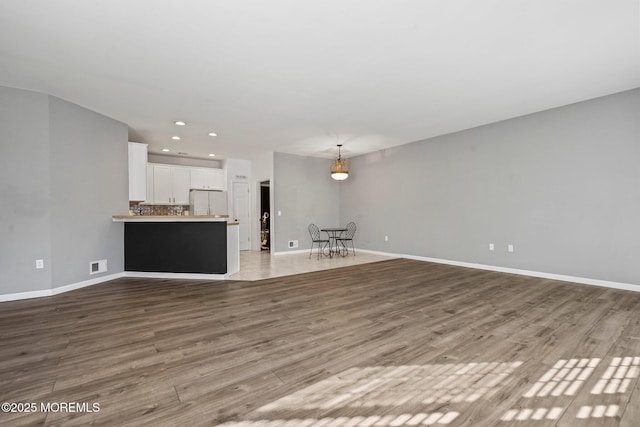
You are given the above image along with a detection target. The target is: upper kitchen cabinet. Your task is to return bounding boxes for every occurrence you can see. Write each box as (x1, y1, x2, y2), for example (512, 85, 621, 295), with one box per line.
(146, 164, 154, 202)
(128, 142, 148, 201)
(150, 164, 190, 204)
(190, 167, 224, 191)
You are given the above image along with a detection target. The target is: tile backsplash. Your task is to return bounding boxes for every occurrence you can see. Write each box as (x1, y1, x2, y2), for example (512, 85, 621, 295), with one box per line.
(129, 203, 190, 216)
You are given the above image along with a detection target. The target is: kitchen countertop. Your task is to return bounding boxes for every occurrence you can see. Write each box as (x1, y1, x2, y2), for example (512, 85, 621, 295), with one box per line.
(112, 215, 229, 222)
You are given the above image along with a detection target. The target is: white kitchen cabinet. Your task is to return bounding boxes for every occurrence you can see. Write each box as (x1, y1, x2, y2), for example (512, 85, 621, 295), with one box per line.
(150, 164, 191, 204)
(128, 142, 148, 201)
(146, 164, 154, 202)
(190, 167, 207, 190)
(210, 168, 224, 190)
(190, 167, 224, 190)
(171, 166, 190, 204)
(153, 165, 172, 204)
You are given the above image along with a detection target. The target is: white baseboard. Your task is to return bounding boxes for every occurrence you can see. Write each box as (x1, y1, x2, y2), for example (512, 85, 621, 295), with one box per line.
(51, 272, 126, 295)
(273, 249, 310, 256)
(0, 272, 125, 302)
(4, 250, 636, 302)
(0, 269, 231, 302)
(0, 289, 52, 302)
(123, 271, 227, 280)
(0, 270, 233, 302)
(357, 248, 640, 292)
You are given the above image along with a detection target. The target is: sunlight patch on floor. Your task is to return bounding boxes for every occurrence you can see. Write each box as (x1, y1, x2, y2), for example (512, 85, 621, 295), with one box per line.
(257, 362, 522, 412)
(590, 356, 639, 395)
(501, 407, 563, 422)
(576, 404, 619, 419)
(219, 355, 640, 426)
(500, 355, 640, 423)
(522, 358, 600, 398)
(217, 412, 460, 426)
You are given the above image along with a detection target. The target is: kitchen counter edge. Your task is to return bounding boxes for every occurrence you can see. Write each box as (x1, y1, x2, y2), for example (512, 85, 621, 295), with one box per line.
(112, 215, 229, 223)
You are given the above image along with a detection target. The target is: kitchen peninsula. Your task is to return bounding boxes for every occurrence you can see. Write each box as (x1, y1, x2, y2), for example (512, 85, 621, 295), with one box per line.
(112, 215, 239, 277)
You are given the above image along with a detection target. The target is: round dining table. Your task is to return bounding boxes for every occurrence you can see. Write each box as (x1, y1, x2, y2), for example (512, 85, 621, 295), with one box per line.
(321, 227, 347, 257)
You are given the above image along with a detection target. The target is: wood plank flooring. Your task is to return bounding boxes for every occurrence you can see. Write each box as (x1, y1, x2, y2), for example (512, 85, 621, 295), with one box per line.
(1, 258, 640, 426)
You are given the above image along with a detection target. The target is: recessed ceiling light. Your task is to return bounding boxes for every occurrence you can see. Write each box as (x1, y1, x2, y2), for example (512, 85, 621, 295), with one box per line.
(208, 153, 216, 157)
(174, 121, 186, 126)
(171, 136, 181, 140)
(162, 148, 170, 152)
(208, 132, 217, 137)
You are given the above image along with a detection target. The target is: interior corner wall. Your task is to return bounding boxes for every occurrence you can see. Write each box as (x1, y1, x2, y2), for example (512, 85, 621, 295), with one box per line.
(273, 152, 340, 253)
(0, 86, 53, 294)
(340, 88, 640, 286)
(48, 96, 128, 288)
(248, 151, 274, 251)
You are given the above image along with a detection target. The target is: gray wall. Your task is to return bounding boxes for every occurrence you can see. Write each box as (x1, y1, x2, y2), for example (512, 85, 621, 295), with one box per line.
(340, 88, 640, 285)
(273, 152, 341, 252)
(0, 87, 53, 293)
(0, 86, 128, 296)
(48, 96, 128, 287)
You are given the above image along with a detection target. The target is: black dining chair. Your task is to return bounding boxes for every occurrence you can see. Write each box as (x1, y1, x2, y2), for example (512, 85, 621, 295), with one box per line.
(337, 221, 356, 256)
(308, 223, 329, 260)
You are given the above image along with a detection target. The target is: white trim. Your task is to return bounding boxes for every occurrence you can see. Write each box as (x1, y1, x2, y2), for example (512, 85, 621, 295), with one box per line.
(356, 248, 640, 292)
(51, 272, 125, 295)
(0, 269, 232, 302)
(123, 271, 227, 280)
(273, 249, 310, 256)
(0, 289, 52, 302)
(4, 249, 637, 302)
(0, 272, 125, 302)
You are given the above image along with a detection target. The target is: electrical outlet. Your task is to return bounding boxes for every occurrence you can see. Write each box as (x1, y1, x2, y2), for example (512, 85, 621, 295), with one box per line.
(489, 243, 494, 251)
(35, 259, 44, 269)
(385, 235, 389, 241)
(508, 244, 514, 253)
(288, 240, 298, 249)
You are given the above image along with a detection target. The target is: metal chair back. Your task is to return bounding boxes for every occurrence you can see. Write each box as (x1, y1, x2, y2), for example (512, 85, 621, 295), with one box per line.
(336, 221, 356, 256)
(308, 223, 328, 259)
(308, 223, 322, 241)
(343, 221, 356, 239)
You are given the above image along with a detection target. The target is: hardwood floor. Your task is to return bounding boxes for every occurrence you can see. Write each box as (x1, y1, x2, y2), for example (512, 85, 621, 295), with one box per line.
(1, 258, 640, 426)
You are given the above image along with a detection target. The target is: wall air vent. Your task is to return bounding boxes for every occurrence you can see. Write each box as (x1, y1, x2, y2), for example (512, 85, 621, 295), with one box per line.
(89, 259, 108, 275)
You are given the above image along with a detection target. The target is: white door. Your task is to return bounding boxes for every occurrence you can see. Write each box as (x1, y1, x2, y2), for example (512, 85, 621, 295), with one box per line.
(233, 181, 251, 250)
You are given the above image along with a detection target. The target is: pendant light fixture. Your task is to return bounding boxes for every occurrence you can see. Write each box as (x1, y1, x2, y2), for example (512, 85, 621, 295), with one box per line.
(330, 144, 349, 181)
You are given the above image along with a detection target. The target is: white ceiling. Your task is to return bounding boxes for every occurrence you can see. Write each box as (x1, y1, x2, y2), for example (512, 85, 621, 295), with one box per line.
(1, 0, 639, 160)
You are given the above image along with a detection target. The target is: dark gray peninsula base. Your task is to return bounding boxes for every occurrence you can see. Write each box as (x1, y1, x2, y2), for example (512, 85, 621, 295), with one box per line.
(112, 215, 239, 277)
(125, 221, 227, 274)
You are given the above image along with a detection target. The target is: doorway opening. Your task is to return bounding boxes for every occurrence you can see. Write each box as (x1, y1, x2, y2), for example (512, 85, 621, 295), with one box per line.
(260, 180, 270, 251)
(233, 181, 251, 251)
